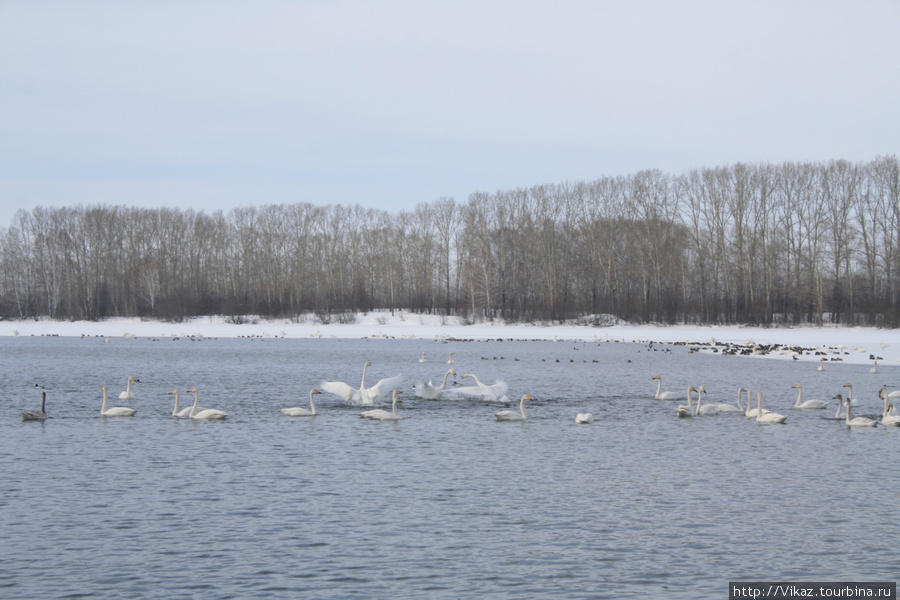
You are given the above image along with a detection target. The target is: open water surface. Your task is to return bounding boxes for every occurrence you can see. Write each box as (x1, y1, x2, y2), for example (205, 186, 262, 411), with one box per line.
(1, 335, 897, 599)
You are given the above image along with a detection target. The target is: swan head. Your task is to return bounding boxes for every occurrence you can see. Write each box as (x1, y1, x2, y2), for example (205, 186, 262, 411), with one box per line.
(792, 384, 800, 389)
(187, 387, 198, 393)
(652, 375, 662, 380)
(365, 361, 372, 367)
(168, 389, 178, 395)
(522, 394, 532, 401)
(311, 389, 321, 395)
(843, 382, 852, 388)
(832, 393, 844, 401)
(128, 377, 139, 383)
(449, 370, 457, 376)
(699, 386, 707, 393)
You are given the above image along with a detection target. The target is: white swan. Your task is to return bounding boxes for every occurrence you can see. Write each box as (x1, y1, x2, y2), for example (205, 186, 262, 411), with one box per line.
(21, 391, 49, 421)
(817, 357, 825, 371)
(413, 369, 456, 399)
(792, 384, 828, 409)
(281, 389, 321, 417)
(839, 394, 876, 427)
(677, 386, 696, 418)
(419, 352, 427, 363)
(653, 375, 679, 400)
(575, 412, 593, 424)
(869, 361, 878, 374)
(694, 387, 719, 416)
(447, 351, 454, 364)
(186, 387, 227, 420)
(447, 373, 509, 401)
(843, 382, 859, 405)
(744, 387, 769, 418)
(755, 391, 787, 424)
(320, 361, 402, 405)
(359, 389, 403, 420)
(119, 376, 138, 400)
(495, 394, 530, 421)
(169, 388, 205, 417)
(101, 385, 137, 417)
(879, 388, 900, 426)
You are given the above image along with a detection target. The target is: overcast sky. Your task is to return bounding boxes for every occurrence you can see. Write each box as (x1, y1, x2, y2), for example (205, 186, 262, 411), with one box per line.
(1, 1, 898, 227)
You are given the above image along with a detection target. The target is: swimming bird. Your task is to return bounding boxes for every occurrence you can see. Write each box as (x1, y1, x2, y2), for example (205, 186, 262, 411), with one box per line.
(119, 376, 139, 400)
(447, 351, 454, 364)
(21, 391, 49, 421)
(792, 384, 828, 409)
(869, 361, 878, 374)
(186, 387, 227, 420)
(755, 391, 787, 424)
(837, 394, 876, 427)
(419, 352, 427, 363)
(879, 388, 900, 427)
(359, 389, 403, 420)
(575, 411, 593, 423)
(495, 395, 530, 421)
(320, 361, 403, 405)
(817, 357, 825, 371)
(677, 386, 696, 418)
(447, 373, 509, 401)
(843, 382, 859, 405)
(169, 388, 205, 417)
(652, 375, 679, 400)
(744, 388, 769, 418)
(413, 369, 456, 399)
(694, 387, 720, 416)
(281, 389, 320, 417)
(100, 385, 137, 417)
(704, 387, 742, 413)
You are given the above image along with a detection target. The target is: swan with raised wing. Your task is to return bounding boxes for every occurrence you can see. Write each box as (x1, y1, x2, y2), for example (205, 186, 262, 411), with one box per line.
(755, 391, 787, 424)
(413, 369, 456, 399)
(447, 373, 509, 401)
(320, 361, 403, 405)
(186, 387, 227, 420)
(653, 375, 679, 400)
(281, 389, 320, 417)
(792, 384, 828, 409)
(101, 385, 137, 417)
(496, 395, 530, 421)
(837, 394, 876, 427)
(21, 391, 49, 421)
(359, 389, 403, 420)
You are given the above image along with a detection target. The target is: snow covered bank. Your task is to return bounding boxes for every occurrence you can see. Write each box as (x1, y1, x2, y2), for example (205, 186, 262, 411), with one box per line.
(1, 311, 897, 367)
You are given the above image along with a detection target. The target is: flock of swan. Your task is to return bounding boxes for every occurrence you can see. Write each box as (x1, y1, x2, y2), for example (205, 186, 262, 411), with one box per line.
(652, 375, 900, 428)
(17, 349, 900, 428)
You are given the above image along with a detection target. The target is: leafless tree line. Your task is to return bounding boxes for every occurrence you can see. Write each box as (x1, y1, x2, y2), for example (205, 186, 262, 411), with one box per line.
(1, 156, 898, 326)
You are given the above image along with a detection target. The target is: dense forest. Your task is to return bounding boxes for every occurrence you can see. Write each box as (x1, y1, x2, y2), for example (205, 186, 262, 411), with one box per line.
(1, 156, 898, 327)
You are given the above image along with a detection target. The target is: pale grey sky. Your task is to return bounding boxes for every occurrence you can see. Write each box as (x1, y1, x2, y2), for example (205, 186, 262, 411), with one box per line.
(1, 1, 898, 227)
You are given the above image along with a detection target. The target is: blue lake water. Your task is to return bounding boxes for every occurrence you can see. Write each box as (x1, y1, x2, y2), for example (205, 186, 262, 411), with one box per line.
(1, 335, 897, 599)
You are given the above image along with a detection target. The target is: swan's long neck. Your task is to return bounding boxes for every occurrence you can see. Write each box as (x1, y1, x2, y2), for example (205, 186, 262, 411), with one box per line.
(882, 389, 889, 418)
(440, 370, 454, 389)
(41, 392, 46, 413)
(101, 386, 108, 413)
(834, 397, 843, 419)
(392, 393, 400, 416)
(756, 391, 763, 420)
(686, 386, 694, 410)
(519, 395, 527, 418)
(172, 390, 180, 416)
(656, 378, 663, 397)
(736, 388, 744, 411)
(125, 378, 132, 394)
(360, 362, 370, 391)
(309, 390, 317, 414)
(469, 374, 485, 387)
(845, 396, 853, 423)
(190, 389, 200, 417)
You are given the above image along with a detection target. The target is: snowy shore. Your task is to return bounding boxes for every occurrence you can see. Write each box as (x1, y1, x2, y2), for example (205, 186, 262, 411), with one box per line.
(1, 311, 896, 367)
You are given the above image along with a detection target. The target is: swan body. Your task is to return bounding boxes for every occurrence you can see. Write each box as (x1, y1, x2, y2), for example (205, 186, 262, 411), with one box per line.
(575, 412, 593, 424)
(495, 394, 530, 421)
(321, 361, 402, 405)
(817, 358, 825, 371)
(21, 392, 49, 421)
(694, 387, 719, 416)
(447, 352, 454, 364)
(447, 373, 509, 401)
(187, 387, 227, 420)
(838, 394, 876, 427)
(880, 389, 900, 426)
(101, 385, 137, 417)
(755, 391, 787, 424)
(413, 369, 456, 399)
(677, 386, 696, 418)
(419, 352, 427, 363)
(281, 389, 320, 416)
(792, 384, 828, 409)
(653, 375, 679, 400)
(119, 376, 138, 400)
(170, 389, 205, 417)
(710, 389, 742, 413)
(359, 389, 403, 420)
